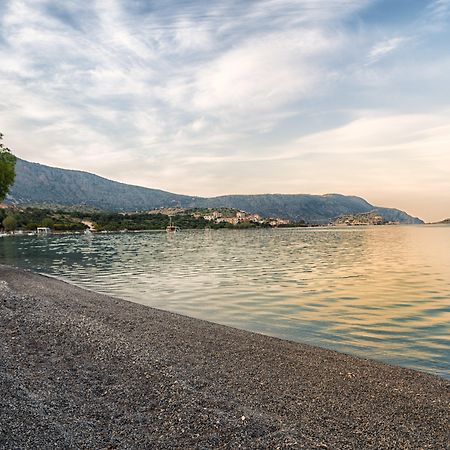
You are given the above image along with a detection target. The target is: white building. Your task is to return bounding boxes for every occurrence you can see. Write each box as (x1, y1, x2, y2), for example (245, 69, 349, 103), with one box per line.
(37, 227, 51, 234)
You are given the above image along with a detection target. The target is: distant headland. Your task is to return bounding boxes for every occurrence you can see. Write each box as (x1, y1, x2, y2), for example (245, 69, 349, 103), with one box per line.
(5, 158, 423, 225)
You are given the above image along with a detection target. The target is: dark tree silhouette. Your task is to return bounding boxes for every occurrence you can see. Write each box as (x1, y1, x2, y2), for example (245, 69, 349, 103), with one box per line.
(0, 133, 16, 202)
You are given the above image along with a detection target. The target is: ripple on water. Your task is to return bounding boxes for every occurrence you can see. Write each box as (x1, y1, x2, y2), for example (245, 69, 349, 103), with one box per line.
(1, 227, 449, 378)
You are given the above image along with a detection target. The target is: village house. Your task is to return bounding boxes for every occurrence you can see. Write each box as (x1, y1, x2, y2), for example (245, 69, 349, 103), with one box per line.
(203, 211, 222, 222)
(246, 214, 262, 223)
(216, 217, 239, 225)
(268, 218, 291, 227)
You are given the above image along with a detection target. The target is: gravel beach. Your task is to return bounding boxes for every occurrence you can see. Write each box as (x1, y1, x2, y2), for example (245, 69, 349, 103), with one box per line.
(0, 265, 448, 449)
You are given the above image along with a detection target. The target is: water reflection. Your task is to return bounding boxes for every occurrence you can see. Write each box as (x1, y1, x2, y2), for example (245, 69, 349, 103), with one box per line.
(1, 226, 449, 378)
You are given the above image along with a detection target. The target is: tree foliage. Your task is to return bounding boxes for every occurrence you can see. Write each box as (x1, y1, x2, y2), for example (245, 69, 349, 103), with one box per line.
(0, 133, 16, 202)
(2, 215, 17, 231)
(0, 207, 87, 231)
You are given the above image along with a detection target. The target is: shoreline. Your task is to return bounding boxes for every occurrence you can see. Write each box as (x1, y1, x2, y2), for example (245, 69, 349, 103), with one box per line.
(4, 264, 450, 381)
(0, 223, 433, 238)
(1, 265, 448, 449)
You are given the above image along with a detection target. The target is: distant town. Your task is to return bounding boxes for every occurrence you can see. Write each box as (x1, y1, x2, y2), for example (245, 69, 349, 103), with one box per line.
(146, 207, 292, 227)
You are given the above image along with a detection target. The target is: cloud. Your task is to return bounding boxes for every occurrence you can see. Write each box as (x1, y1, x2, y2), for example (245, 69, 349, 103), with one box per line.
(0, 0, 449, 221)
(190, 29, 337, 114)
(0, 0, 357, 147)
(293, 113, 450, 155)
(426, 0, 450, 22)
(366, 37, 408, 64)
(278, 113, 450, 221)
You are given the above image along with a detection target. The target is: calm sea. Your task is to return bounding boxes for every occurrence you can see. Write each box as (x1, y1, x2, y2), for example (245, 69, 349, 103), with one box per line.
(1, 226, 449, 378)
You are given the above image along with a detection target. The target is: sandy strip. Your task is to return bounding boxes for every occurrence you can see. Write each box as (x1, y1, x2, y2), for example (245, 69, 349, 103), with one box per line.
(0, 265, 448, 449)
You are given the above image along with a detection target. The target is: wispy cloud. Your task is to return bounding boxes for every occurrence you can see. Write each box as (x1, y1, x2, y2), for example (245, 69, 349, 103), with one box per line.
(0, 0, 354, 156)
(0, 0, 449, 221)
(427, 0, 450, 21)
(366, 37, 408, 64)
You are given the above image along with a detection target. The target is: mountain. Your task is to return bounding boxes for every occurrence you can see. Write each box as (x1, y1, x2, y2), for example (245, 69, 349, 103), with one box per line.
(6, 159, 423, 224)
(8, 159, 197, 211)
(194, 194, 422, 224)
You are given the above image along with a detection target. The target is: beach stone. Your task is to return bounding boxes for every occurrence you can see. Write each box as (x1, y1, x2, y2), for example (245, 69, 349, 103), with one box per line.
(0, 265, 448, 449)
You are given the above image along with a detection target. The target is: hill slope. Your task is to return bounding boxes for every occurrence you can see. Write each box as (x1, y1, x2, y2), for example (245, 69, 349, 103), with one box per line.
(9, 159, 197, 210)
(6, 159, 423, 224)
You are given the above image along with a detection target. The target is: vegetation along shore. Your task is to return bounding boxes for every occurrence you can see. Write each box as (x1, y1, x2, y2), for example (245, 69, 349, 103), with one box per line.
(0, 205, 304, 233)
(1, 265, 448, 449)
(1, 204, 425, 235)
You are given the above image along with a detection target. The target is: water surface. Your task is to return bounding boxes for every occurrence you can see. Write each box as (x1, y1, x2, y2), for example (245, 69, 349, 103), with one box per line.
(1, 226, 449, 378)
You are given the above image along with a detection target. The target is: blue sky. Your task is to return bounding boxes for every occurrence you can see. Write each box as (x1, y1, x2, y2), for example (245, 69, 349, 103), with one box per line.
(0, 0, 449, 221)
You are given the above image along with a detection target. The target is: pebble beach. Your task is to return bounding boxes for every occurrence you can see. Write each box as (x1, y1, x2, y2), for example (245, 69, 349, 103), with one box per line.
(0, 265, 448, 449)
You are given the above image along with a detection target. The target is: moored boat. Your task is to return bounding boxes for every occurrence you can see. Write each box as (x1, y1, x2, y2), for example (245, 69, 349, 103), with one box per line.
(166, 217, 180, 233)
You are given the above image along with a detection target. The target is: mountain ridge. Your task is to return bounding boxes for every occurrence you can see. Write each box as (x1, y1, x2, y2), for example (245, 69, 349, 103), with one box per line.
(6, 158, 423, 224)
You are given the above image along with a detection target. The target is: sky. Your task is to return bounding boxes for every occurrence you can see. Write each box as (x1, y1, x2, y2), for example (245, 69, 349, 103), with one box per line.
(0, 0, 449, 222)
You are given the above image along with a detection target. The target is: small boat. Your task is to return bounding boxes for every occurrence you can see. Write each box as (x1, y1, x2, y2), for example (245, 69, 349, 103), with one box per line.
(166, 217, 180, 233)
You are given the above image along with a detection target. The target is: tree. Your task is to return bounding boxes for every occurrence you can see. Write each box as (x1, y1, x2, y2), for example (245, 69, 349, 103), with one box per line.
(41, 217, 54, 228)
(0, 133, 16, 202)
(2, 215, 17, 232)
